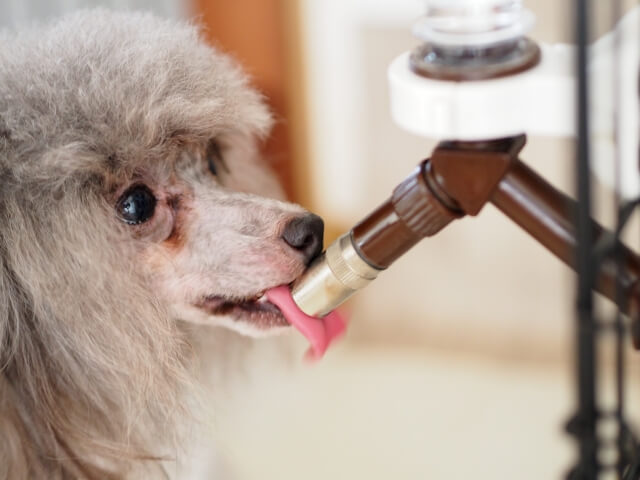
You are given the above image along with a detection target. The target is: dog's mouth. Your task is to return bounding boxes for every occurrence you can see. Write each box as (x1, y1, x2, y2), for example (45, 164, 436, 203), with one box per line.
(196, 291, 289, 329)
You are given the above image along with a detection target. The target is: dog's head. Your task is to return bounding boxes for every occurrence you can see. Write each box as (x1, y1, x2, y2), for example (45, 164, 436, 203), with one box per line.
(0, 10, 321, 475)
(0, 10, 322, 340)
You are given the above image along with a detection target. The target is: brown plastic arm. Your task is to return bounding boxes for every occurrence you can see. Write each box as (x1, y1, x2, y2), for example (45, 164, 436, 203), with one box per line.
(492, 159, 640, 315)
(428, 135, 640, 318)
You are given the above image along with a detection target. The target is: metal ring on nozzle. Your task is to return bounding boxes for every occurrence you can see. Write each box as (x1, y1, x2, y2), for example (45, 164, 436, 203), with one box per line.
(291, 233, 382, 318)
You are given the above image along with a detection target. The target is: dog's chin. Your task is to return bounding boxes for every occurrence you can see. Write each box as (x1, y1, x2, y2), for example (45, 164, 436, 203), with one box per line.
(174, 293, 291, 338)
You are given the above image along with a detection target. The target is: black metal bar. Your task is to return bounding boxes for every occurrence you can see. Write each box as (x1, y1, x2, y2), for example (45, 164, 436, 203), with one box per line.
(568, 0, 599, 477)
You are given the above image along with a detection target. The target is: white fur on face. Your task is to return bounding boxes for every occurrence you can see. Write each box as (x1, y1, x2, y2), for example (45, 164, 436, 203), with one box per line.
(134, 141, 310, 337)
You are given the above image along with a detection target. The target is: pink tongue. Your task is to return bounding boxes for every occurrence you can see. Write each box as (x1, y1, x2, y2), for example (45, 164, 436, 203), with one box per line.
(266, 286, 346, 360)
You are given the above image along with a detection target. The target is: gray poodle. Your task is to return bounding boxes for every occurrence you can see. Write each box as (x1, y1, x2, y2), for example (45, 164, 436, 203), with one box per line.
(0, 9, 323, 479)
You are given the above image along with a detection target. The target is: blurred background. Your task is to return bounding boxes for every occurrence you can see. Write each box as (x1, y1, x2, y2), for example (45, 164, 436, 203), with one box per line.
(3, 1, 640, 479)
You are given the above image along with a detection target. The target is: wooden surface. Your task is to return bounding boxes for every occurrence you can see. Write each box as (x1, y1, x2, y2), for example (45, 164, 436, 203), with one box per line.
(194, 0, 309, 204)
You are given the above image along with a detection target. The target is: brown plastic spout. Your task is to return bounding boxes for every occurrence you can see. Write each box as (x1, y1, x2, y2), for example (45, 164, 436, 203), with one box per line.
(291, 161, 461, 317)
(351, 161, 461, 269)
(292, 134, 640, 344)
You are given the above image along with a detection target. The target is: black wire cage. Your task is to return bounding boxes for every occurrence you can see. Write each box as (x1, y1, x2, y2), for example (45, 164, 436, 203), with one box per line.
(568, 0, 640, 478)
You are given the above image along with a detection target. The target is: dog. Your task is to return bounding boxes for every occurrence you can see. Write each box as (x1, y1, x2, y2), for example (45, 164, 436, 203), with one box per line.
(0, 9, 323, 479)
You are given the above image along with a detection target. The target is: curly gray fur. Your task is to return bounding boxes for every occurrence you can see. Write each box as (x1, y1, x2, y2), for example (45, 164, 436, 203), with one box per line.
(0, 9, 278, 479)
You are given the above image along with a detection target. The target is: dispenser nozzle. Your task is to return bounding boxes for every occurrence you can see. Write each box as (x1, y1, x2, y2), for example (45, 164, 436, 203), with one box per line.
(290, 157, 461, 316)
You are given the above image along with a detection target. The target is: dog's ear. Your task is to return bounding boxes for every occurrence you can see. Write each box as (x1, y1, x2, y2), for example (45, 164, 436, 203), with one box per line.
(0, 239, 38, 478)
(0, 192, 188, 475)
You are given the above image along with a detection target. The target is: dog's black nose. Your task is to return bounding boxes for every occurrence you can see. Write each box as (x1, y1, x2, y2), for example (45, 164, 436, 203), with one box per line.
(281, 213, 324, 264)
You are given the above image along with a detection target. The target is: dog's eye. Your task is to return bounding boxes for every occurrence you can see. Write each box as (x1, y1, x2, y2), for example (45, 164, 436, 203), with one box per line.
(206, 139, 227, 176)
(116, 185, 156, 225)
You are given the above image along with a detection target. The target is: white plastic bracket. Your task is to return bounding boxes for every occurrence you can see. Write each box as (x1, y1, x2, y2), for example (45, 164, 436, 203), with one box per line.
(388, 7, 639, 198)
